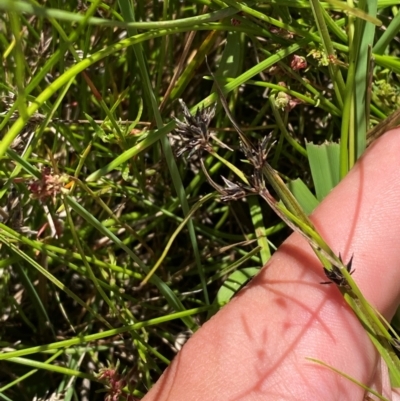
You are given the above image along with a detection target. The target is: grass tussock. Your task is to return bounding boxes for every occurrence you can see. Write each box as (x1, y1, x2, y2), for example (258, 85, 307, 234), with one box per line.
(1, 0, 400, 399)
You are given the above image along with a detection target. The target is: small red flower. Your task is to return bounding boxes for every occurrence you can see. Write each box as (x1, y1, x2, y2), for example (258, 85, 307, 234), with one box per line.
(231, 12, 244, 26)
(98, 364, 139, 401)
(28, 167, 69, 202)
(290, 55, 307, 71)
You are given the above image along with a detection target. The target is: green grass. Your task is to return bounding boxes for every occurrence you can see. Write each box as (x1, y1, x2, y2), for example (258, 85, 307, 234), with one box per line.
(1, 0, 400, 399)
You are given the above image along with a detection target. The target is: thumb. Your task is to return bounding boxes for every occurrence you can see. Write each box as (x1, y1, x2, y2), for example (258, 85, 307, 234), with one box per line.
(144, 128, 400, 401)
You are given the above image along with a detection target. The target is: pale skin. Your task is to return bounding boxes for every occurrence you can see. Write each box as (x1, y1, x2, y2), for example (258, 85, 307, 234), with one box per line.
(143, 128, 400, 401)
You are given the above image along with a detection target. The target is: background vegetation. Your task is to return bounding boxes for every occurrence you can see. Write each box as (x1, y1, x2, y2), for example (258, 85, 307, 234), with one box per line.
(1, 0, 400, 399)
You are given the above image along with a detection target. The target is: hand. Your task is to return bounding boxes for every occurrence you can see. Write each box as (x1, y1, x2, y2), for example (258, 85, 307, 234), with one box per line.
(143, 128, 400, 401)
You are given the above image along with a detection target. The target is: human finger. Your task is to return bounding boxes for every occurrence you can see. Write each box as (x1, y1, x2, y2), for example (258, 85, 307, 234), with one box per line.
(143, 128, 400, 401)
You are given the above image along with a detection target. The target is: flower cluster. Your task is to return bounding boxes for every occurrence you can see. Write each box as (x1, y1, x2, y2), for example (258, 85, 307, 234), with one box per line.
(320, 254, 355, 289)
(173, 99, 216, 158)
(173, 98, 277, 202)
(28, 167, 69, 202)
(98, 364, 139, 401)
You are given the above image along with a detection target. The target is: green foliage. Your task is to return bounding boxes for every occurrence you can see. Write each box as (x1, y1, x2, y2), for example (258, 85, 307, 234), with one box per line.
(1, 0, 400, 398)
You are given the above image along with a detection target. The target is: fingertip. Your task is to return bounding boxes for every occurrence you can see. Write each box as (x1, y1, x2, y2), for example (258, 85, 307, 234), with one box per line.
(311, 127, 400, 317)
